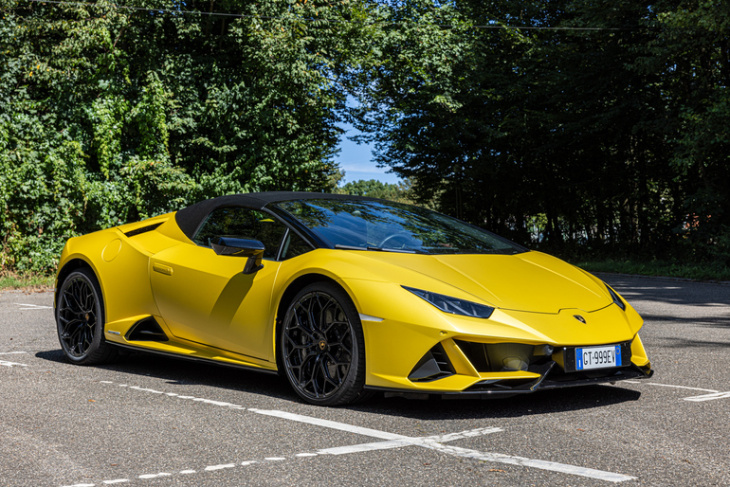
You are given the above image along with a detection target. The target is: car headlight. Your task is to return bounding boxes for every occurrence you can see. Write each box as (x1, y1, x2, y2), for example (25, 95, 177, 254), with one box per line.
(606, 284, 626, 311)
(402, 286, 494, 319)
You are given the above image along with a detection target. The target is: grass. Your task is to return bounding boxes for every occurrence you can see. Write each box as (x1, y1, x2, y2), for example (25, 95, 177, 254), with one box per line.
(0, 271, 55, 291)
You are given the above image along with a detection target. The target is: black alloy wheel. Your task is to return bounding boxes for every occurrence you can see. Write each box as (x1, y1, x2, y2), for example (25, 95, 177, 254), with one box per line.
(56, 268, 117, 364)
(280, 282, 367, 406)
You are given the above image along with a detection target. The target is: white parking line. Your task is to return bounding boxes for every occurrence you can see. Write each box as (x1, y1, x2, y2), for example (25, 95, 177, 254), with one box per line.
(253, 409, 633, 483)
(204, 463, 235, 471)
(0, 359, 28, 368)
(684, 391, 730, 402)
(14, 303, 53, 310)
(623, 380, 718, 393)
(0, 351, 27, 355)
(88, 381, 635, 484)
(137, 472, 171, 479)
(318, 427, 503, 455)
(624, 380, 729, 401)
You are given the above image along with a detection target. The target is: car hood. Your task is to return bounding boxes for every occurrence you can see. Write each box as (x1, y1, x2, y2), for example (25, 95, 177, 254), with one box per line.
(349, 250, 611, 314)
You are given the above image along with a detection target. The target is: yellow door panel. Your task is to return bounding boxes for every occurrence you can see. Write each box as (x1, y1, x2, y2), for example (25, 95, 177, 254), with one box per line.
(150, 244, 280, 362)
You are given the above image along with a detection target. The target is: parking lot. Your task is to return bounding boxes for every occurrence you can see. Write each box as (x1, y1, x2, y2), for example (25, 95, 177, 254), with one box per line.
(1, 274, 728, 487)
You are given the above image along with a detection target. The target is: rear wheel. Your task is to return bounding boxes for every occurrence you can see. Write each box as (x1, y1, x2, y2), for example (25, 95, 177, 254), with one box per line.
(280, 282, 368, 406)
(56, 268, 118, 364)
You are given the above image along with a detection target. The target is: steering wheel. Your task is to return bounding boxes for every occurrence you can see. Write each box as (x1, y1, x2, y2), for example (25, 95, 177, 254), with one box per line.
(378, 233, 417, 249)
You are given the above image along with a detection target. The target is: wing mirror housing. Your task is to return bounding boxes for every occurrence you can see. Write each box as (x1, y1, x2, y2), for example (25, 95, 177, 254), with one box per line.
(211, 237, 265, 274)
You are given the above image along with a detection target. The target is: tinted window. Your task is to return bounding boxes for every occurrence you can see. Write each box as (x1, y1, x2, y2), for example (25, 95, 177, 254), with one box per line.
(275, 199, 525, 255)
(280, 230, 314, 260)
(193, 207, 288, 259)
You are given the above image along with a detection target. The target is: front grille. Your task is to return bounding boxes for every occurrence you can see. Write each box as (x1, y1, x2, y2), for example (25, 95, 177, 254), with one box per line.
(453, 340, 553, 373)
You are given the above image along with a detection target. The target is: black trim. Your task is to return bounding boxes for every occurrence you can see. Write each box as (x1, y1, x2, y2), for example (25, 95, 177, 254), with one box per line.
(367, 363, 653, 399)
(125, 317, 169, 342)
(408, 343, 455, 382)
(124, 222, 163, 238)
(109, 342, 279, 375)
(174, 192, 375, 241)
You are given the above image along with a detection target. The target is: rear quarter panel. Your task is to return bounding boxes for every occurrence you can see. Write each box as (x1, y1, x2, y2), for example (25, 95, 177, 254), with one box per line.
(56, 214, 181, 327)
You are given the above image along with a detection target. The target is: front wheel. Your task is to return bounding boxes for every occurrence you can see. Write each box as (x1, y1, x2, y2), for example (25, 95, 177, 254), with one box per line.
(280, 282, 367, 406)
(56, 268, 118, 365)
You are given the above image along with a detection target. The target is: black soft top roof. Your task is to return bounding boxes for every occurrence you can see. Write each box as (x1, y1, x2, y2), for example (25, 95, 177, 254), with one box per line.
(174, 191, 372, 240)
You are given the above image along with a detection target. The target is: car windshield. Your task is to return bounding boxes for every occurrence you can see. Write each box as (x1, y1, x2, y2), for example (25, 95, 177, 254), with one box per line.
(274, 198, 526, 255)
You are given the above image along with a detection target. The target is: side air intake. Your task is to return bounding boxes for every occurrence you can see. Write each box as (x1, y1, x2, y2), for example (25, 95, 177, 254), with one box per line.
(408, 343, 455, 382)
(125, 317, 169, 342)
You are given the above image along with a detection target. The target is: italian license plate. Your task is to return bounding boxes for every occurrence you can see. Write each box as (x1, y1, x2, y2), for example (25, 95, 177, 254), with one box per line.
(576, 345, 622, 371)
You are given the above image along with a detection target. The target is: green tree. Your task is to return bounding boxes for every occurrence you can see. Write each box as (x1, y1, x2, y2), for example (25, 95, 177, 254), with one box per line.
(348, 0, 729, 264)
(0, 0, 367, 272)
(650, 0, 730, 262)
(336, 178, 413, 203)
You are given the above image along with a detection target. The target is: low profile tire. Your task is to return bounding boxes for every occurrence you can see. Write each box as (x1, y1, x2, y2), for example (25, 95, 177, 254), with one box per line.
(280, 282, 368, 406)
(56, 268, 118, 365)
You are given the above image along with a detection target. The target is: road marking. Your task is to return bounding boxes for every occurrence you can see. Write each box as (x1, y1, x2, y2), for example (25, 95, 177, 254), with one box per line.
(15, 303, 53, 310)
(204, 463, 235, 471)
(0, 351, 27, 355)
(253, 409, 633, 483)
(684, 391, 730, 402)
(0, 359, 28, 368)
(138, 473, 171, 479)
(102, 480, 129, 485)
(249, 408, 408, 441)
(625, 380, 730, 401)
(91, 381, 635, 484)
(113, 383, 247, 410)
(319, 428, 503, 455)
(624, 380, 718, 393)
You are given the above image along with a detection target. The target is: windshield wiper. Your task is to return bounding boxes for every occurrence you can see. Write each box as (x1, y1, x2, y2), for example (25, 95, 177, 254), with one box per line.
(334, 244, 367, 251)
(334, 244, 425, 254)
(368, 246, 425, 254)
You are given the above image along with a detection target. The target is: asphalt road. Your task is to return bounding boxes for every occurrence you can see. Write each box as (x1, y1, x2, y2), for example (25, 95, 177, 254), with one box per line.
(1, 274, 728, 487)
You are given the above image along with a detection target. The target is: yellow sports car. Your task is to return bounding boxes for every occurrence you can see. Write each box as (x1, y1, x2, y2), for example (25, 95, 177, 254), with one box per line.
(55, 192, 653, 405)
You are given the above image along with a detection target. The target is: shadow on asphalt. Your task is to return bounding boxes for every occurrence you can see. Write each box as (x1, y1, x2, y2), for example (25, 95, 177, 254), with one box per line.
(352, 386, 642, 420)
(600, 274, 730, 331)
(639, 314, 730, 331)
(36, 348, 643, 419)
(36, 348, 294, 401)
(599, 273, 730, 308)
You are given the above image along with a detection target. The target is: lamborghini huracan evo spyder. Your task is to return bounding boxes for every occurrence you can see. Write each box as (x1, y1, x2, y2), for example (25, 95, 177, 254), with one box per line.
(55, 192, 653, 405)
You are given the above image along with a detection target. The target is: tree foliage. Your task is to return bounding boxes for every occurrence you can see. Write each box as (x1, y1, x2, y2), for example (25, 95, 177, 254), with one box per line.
(1, 0, 364, 271)
(2, 0, 729, 273)
(348, 0, 730, 264)
(336, 178, 414, 203)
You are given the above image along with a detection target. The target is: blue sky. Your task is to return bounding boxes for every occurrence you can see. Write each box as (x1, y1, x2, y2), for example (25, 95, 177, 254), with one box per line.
(334, 122, 402, 185)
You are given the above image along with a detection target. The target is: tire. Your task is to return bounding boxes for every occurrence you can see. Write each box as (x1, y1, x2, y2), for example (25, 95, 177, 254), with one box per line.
(56, 268, 118, 365)
(280, 282, 368, 406)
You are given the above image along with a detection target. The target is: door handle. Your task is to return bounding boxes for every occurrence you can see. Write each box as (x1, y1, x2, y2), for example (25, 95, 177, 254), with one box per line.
(152, 263, 173, 276)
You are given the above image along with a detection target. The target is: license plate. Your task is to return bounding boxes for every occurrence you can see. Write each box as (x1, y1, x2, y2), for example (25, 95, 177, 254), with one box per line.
(576, 345, 622, 371)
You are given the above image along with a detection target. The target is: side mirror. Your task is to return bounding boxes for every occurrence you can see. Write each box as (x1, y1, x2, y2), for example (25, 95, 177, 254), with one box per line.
(211, 237, 265, 274)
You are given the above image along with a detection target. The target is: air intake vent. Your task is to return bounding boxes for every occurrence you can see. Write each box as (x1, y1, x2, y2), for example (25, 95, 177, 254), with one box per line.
(125, 317, 168, 342)
(408, 343, 455, 382)
(124, 222, 163, 238)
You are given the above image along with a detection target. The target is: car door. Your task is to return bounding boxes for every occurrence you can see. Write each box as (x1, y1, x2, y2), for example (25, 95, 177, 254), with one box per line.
(149, 207, 288, 362)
